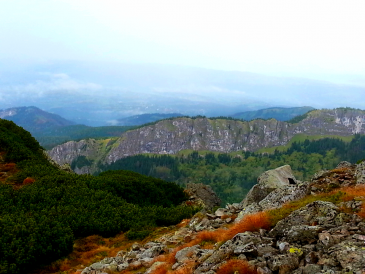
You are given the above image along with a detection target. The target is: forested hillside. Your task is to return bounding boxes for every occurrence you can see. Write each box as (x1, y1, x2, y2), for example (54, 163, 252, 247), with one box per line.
(96, 135, 365, 205)
(0, 119, 196, 274)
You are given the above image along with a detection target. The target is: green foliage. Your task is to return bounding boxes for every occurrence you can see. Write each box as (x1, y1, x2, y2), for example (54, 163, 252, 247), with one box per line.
(32, 125, 133, 149)
(0, 119, 194, 274)
(98, 135, 365, 205)
(233, 106, 315, 122)
(287, 110, 313, 124)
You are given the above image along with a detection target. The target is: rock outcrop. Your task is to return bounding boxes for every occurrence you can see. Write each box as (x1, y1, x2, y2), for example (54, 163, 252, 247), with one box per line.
(48, 108, 365, 174)
(185, 183, 222, 209)
(78, 162, 365, 274)
(236, 165, 307, 222)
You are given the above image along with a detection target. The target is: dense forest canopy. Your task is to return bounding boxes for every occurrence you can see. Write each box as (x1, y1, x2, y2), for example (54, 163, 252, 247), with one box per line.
(97, 135, 365, 205)
(0, 119, 196, 274)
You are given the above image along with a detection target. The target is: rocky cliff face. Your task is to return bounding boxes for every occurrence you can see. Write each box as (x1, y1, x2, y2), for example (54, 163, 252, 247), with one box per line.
(48, 108, 365, 173)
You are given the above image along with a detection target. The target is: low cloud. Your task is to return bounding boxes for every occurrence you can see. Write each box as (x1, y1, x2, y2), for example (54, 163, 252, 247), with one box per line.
(1, 72, 102, 98)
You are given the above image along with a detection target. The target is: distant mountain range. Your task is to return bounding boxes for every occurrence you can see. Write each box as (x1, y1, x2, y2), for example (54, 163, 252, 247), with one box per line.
(110, 113, 184, 126)
(232, 106, 315, 121)
(0, 106, 75, 131)
(0, 106, 132, 149)
(1, 61, 365, 126)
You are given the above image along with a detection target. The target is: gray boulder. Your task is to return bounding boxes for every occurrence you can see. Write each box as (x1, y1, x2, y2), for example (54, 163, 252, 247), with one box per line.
(185, 183, 221, 209)
(270, 201, 339, 239)
(259, 183, 309, 211)
(241, 165, 297, 207)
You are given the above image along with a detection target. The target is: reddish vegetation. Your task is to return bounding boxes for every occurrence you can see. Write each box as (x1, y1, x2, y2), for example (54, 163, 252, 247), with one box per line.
(339, 185, 365, 200)
(2, 162, 16, 171)
(23, 177, 36, 185)
(0, 157, 19, 183)
(225, 211, 270, 239)
(151, 265, 169, 274)
(149, 212, 271, 274)
(216, 259, 257, 274)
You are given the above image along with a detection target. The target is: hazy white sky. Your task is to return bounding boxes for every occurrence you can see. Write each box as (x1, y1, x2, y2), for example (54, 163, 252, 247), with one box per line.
(1, 0, 365, 78)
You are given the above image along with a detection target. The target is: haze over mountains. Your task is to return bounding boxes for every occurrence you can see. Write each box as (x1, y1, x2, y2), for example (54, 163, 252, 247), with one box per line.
(1, 61, 364, 126)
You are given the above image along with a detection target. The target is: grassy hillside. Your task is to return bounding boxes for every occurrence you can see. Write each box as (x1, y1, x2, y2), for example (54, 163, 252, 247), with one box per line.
(0, 119, 196, 274)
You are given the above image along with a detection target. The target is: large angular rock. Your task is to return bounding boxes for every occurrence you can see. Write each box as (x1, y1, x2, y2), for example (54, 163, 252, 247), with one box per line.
(241, 165, 297, 207)
(185, 183, 221, 209)
(259, 184, 309, 211)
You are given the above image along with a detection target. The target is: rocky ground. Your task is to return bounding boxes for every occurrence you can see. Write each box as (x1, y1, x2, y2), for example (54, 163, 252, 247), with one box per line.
(78, 161, 365, 274)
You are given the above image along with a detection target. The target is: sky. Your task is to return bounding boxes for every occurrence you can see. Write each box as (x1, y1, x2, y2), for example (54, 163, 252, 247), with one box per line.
(1, 0, 365, 80)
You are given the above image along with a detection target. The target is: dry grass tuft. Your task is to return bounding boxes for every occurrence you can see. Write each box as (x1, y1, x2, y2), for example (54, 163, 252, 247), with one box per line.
(216, 259, 257, 274)
(225, 211, 270, 239)
(150, 264, 169, 274)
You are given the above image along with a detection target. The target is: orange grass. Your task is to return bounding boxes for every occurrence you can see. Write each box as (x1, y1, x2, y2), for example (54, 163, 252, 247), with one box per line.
(150, 264, 169, 274)
(337, 185, 365, 200)
(358, 203, 365, 219)
(152, 211, 271, 273)
(150, 261, 194, 274)
(216, 259, 257, 274)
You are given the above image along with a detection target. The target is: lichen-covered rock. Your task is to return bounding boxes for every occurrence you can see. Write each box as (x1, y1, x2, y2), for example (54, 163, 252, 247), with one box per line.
(259, 183, 309, 211)
(267, 253, 300, 274)
(235, 202, 262, 223)
(270, 201, 340, 239)
(139, 243, 166, 259)
(329, 240, 365, 273)
(241, 165, 297, 207)
(175, 245, 201, 263)
(285, 225, 322, 244)
(355, 160, 365, 184)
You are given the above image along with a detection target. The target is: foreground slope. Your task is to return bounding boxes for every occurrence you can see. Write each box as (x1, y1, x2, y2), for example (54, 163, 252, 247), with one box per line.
(49, 108, 365, 173)
(78, 162, 365, 274)
(0, 119, 195, 274)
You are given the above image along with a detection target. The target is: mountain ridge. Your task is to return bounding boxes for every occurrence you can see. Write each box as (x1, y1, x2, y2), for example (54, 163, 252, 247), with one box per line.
(0, 106, 75, 131)
(232, 106, 315, 121)
(48, 108, 365, 174)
